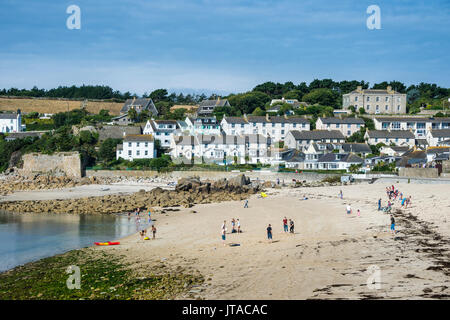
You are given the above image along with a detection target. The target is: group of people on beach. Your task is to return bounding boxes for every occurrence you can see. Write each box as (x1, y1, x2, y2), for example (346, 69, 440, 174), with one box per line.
(380, 184, 412, 234)
(128, 207, 157, 241)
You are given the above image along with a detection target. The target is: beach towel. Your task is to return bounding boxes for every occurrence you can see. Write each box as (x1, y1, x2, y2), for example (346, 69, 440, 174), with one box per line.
(261, 192, 267, 198)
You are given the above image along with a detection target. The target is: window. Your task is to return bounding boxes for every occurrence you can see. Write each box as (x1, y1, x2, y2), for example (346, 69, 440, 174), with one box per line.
(128, 142, 132, 147)
(136, 150, 140, 156)
(128, 150, 132, 156)
(293, 123, 296, 128)
(366, 106, 370, 111)
(397, 105, 400, 111)
(355, 97, 358, 102)
(136, 142, 140, 147)
(385, 97, 389, 102)
(145, 151, 148, 156)
(367, 96, 370, 101)
(347, 131, 351, 136)
(145, 142, 148, 147)
(376, 97, 380, 102)
(281, 130, 285, 135)
(336, 124, 340, 128)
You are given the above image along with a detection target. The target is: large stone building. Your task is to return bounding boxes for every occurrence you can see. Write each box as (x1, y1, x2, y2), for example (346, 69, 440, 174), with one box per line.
(342, 86, 407, 114)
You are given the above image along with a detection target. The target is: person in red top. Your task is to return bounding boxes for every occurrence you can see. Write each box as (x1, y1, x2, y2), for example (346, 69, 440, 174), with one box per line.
(283, 217, 288, 232)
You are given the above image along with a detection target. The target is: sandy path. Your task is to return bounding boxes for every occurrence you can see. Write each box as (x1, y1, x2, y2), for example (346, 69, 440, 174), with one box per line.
(100, 182, 450, 299)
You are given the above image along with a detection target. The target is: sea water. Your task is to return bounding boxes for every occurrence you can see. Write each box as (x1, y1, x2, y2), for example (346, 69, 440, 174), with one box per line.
(0, 211, 138, 272)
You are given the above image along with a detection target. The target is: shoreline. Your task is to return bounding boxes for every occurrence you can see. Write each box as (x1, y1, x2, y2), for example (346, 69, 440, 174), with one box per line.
(1, 182, 450, 299)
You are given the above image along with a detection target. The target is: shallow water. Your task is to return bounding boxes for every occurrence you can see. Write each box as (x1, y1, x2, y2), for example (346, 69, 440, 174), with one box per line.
(0, 212, 143, 272)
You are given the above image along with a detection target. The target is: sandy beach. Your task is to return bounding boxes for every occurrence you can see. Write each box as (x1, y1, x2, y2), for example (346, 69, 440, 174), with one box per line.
(92, 182, 450, 299)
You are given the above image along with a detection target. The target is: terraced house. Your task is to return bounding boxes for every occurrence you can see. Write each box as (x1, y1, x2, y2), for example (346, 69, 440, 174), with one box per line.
(315, 117, 365, 137)
(426, 129, 450, 147)
(220, 114, 310, 141)
(169, 134, 272, 165)
(364, 130, 415, 146)
(285, 130, 345, 150)
(342, 86, 406, 114)
(373, 116, 450, 139)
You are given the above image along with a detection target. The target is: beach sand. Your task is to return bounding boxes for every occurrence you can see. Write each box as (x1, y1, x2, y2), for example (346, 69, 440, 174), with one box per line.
(98, 182, 450, 299)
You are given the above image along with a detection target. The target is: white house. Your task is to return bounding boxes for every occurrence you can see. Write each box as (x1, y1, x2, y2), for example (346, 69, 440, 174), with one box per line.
(169, 134, 272, 165)
(220, 116, 248, 136)
(315, 117, 365, 137)
(426, 129, 450, 147)
(285, 130, 345, 150)
(364, 130, 415, 146)
(0, 112, 22, 133)
(379, 146, 411, 157)
(116, 134, 155, 161)
(185, 116, 221, 135)
(373, 116, 450, 139)
(143, 119, 179, 148)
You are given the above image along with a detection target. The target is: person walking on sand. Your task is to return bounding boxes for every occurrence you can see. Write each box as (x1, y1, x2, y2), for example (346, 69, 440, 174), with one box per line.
(339, 190, 343, 199)
(357, 209, 360, 217)
(221, 220, 226, 231)
(401, 196, 407, 208)
(406, 196, 412, 209)
(267, 224, 273, 242)
(289, 220, 295, 234)
(151, 225, 156, 240)
(244, 199, 249, 208)
(346, 204, 352, 215)
(283, 217, 288, 233)
(237, 219, 241, 233)
(390, 215, 396, 234)
(378, 198, 382, 211)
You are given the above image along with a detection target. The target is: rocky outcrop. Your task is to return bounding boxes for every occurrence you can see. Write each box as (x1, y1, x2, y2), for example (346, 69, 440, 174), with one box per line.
(0, 175, 259, 214)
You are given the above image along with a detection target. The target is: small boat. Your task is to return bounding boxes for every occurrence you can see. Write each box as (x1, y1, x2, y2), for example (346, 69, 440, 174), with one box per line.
(94, 241, 120, 246)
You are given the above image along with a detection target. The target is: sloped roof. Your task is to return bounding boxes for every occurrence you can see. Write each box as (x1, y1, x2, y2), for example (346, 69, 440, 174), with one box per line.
(429, 129, 450, 138)
(319, 117, 364, 124)
(174, 135, 199, 145)
(120, 98, 157, 115)
(198, 99, 229, 107)
(282, 149, 305, 162)
(341, 143, 371, 153)
(0, 113, 19, 119)
(289, 130, 345, 140)
(374, 117, 450, 123)
(366, 130, 415, 139)
(123, 134, 154, 142)
(223, 116, 248, 124)
(318, 153, 363, 163)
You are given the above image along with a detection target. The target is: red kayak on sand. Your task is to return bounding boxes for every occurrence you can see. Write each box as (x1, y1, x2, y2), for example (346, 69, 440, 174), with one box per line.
(94, 241, 120, 246)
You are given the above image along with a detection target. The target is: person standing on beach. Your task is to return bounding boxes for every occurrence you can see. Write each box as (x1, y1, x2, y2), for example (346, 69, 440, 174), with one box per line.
(267, 224, 273, 242)
(357, 209, 360, 217)
(401, 196, 407, 208)
(221, 220, 226, 231)
(148, 208, 152, 224)
(151, 225, 157, 240)
(231, 218, 236, 233)
(346, 204, 352, 215)
(237, 219, 241, 233)
(378, 198, 382, 211)
(283, 217, 288, 232)
(221, 228, 227, 246)
(390, 215, 396, 234)
(244, 199, 249, 208)
(339, 190, 343, 199)
(406, 196, 412, 209)
(289, 220, 295, 234)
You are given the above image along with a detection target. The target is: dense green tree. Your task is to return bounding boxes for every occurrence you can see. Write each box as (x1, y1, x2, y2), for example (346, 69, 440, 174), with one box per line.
(149, 89, 169, 102)
(98, 138, 123, 163)
(227, 91, 271, 114)
(302, 88, 340, 108)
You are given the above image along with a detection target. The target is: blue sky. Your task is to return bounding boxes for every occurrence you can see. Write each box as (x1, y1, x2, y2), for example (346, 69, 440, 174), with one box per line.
(0, 0, 449, 95)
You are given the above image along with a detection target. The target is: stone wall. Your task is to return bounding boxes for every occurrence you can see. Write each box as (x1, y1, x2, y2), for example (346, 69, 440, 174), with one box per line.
(20, 152, 82, 178)
(398, 167, 439, 178)
(86, 169, 340, 182)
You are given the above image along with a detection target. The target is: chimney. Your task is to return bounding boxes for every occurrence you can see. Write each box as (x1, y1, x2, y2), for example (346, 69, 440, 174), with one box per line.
(387, 86, 392, 93)
(284, 114, 288, 119)
(357, 86, 362, 92)
(266, 113, 270, 122)
(123, 132, 127, 137)
(338, 113, 342, 119)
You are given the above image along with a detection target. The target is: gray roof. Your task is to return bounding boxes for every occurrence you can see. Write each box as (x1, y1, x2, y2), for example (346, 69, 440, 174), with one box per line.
(120, 98, 158, 116)
(4, 132, 43, 140)
(270, 116, 309, 124)
(198, 99, 229, 107)
(319, 117, 364, 124)
(123, 134, 154, 142)
(351, 89, 402, 95)
(98, 125, 142, 141)
(388, 146, 411, 152)
(282, 149, 305, 163)
(429, 129, 450, 138)
(427, 147, 450, 154)
(318, 153, 363, 163)
(223, 116, 248, 124)
(341, 143, 371, 153)
(246, 116, 270, 123)
(366, 130, 415, 139)
(0, 113, 19, 119)
(289, 130, 345, 140)
(200, 134, 246, 145)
